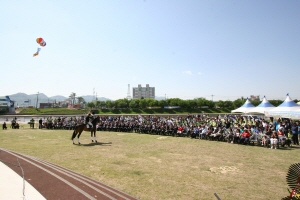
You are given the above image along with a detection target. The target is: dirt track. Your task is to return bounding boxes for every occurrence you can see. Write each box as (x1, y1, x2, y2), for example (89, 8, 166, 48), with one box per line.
(0, 148, 138, 200)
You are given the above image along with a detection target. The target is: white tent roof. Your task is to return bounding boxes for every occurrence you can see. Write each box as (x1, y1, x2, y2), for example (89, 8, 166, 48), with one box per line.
(245, 96, 275, 114)
(231, 98, 255, 113)
(267, 94, 300, 112)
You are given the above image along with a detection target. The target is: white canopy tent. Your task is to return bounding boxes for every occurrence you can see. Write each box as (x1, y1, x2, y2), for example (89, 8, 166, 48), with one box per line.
(245, 96, 275, 114)
(231, 98, 255, 113)
(265, 94, 300, 118)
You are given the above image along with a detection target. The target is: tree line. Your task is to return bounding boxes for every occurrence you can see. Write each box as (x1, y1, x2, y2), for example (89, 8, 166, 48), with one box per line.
(84, 98, 287, 110)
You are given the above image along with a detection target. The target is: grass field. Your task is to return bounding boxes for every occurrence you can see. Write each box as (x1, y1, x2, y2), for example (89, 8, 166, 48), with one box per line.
(0, 125, 297, 200)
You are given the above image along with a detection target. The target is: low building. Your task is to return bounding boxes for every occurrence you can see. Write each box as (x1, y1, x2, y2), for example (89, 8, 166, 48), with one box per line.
(39, 103, 53, 108)
(0, 96, 15, 113)
(250, 95, 260, 101)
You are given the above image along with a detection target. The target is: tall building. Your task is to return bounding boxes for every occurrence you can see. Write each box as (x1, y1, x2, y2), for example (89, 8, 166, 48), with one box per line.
(126, 84, 132, 100)
(132, 84, 155, 99)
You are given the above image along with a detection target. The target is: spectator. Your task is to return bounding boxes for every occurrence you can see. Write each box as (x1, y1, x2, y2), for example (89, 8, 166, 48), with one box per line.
(298, 122, 300, 145)
(177, 125, 183, 136)
(199, 125, 207, 139)
(3, 122, 7, 130)
(261, 133, 267, 147)
(270, 131, 278, 149)
(277, 127, 285, 144)
(30, 118, 35, 129)
(286, 129, 293, 147)
(39, 118, 43, 129)
(240, 128, 251, 144)
(225, 119, 231, 129)
(191, 126, 199, 139)
(233, 128, 240, 144)
(291, 123, 299, 145)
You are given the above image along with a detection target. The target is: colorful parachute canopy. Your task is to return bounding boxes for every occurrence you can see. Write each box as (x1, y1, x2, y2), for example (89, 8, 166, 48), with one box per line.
(36, 37, 46, 47)
(33, 48, 41, 57)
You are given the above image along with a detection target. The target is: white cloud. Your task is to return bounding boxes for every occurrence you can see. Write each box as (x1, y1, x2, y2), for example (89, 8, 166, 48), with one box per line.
(183, 70, 193, 75)
(197, 72, 202, 75)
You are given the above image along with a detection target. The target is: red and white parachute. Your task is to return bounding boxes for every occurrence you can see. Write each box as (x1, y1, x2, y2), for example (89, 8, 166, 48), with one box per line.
(33, 37, 46, 57)
(36, 37, 46, 47)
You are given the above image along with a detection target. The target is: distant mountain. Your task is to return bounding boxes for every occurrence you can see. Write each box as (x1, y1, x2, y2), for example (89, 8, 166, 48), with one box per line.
(155, 96, 166, 100)
(49, 95, 67, 102)
(8, 93, 111, 107)
(81, 95, 110, 102)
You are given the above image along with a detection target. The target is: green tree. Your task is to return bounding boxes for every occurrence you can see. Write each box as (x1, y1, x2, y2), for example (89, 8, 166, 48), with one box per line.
(178, 99, 187, 108)
(233, 99, 244, 109)
(195, 98, 207, 107)
(251, 99, 260, 107)
(95, 100, 106, 108)
(187, 99, 197, 108)
(157, 100, 167, 108)
(87, 102, 95, 109)
(269, 100, 284, 107)
(223, 100, 234, 110)
(106, 100, 114, 108)
(145, 98, 157, 107)
(216, 100, 225, 109)
(169, 98, 181, 106)
(139, 99, 147, 109)
(77, 97, 85, 104)
(115, 99, 127, 108)
(129, 99, 140, 108)
(69, 92, 76, 106)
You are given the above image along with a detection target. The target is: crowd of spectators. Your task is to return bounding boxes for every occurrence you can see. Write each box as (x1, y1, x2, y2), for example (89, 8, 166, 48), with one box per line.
(3, 114, 300, 148)
(94, 114, 300, 148)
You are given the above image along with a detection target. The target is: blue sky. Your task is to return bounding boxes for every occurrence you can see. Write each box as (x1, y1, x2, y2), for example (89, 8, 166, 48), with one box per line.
(1, 0, 299, 101)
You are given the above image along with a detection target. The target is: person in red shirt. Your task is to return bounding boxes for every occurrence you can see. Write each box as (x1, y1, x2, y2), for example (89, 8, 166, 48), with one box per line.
(177, 125, 183, 136)
(240, 128, 251, 144)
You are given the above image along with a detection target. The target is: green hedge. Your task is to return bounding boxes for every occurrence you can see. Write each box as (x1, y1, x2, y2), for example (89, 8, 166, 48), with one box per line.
(14, 107, 231, 115)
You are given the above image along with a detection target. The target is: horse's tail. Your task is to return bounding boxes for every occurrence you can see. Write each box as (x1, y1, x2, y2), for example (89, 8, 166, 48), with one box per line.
(71, 129, 77, 140)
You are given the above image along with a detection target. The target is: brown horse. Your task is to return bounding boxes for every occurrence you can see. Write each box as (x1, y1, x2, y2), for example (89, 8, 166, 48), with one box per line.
(71, 116, 100, 144)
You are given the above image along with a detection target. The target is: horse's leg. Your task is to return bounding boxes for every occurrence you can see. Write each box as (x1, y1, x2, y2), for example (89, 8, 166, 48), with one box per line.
(91, 131, 94, 142)
(94, 130, 97, 143)
(72, 129, 78, 144)
(78, 132, 82, 145)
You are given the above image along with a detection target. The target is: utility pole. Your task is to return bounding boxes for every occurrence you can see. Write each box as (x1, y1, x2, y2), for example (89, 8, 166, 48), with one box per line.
(36, 92, 39, 109)
(93, 88, 95, 101)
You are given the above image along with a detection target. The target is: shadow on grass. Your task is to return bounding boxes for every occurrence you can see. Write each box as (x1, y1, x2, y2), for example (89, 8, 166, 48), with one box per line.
(277, 147, 294, 151)
(74, 142, 113, 146)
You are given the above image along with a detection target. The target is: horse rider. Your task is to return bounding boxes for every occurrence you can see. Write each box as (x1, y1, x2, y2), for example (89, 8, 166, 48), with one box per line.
(86, 112, 94, 128)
